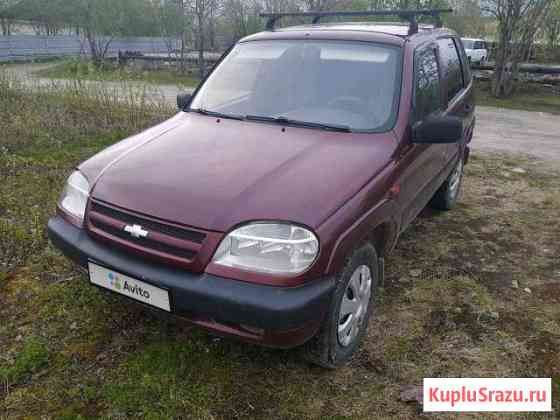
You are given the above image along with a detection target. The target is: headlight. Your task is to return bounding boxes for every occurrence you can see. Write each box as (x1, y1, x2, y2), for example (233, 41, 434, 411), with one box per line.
(59, 171, 90, 222)
(212, 223, 319, 275)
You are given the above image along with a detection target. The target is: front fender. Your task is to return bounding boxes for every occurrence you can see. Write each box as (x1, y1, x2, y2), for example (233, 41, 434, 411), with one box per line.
(325, 198, 399, 276)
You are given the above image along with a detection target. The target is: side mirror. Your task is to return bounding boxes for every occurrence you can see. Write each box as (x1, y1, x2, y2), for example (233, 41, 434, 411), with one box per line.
(177, 93, 191, 110)
(413, 115, 463, 144)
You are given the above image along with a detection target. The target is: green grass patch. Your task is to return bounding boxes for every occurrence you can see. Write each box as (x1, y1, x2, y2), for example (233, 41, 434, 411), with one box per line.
(475, 80, 560, 114)
(0, 337, 49, 383)
(34, 59, 201, 88)
(104, 339, 239, 419)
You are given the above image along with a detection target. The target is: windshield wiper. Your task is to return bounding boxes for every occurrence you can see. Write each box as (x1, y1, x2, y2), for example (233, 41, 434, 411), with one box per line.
(189, 108, 244, 121)
(245, 115, 352, 133)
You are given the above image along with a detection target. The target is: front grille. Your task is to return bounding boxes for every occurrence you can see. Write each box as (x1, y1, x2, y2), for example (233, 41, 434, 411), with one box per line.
(91, 217, 196, 260)
(87, 200, 207, 265)
(90, 201, 206, 243)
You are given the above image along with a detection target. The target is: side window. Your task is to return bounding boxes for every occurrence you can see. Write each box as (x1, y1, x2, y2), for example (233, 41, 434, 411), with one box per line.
(455, 38, 472, 87)
(437, 38, 464, 102)
(414, 47, 441, 120)
(474, 41, 485, 50)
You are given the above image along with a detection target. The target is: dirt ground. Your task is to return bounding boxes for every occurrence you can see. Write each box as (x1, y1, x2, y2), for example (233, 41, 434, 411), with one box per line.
(472, 107, 560, 166)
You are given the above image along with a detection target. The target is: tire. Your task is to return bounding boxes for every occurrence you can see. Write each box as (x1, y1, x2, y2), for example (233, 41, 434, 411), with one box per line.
(429, 156, 464, 211)
(303, 243, 378, 369)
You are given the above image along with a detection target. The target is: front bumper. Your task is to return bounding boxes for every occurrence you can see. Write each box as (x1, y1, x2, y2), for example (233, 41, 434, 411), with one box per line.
(47, 216, 335, 348)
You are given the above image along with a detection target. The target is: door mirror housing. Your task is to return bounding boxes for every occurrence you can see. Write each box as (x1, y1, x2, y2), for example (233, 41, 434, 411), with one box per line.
(413, 115, 463, 144)
(177, 93, 191, 110)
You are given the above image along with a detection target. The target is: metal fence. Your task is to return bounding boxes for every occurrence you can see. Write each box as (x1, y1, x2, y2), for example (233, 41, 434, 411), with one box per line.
(0, 35, 180, 62)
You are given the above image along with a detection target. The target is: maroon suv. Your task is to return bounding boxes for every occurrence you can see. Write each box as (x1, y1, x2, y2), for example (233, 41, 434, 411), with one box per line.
(48, 10, 475, 367)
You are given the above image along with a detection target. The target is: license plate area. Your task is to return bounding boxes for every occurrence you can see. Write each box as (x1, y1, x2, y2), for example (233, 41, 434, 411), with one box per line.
(88, 261, 171, 312)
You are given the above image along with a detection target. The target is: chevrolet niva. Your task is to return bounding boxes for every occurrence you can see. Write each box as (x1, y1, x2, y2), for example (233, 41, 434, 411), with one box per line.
(48, 9, 475, 368)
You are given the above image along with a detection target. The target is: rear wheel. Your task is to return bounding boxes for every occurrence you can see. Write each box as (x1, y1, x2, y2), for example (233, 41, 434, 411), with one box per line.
(430, 156, 464, 211)
(303, 244, 378, 368)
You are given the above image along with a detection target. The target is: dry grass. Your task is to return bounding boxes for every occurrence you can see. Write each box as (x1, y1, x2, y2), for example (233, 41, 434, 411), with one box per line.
(0, 76, 559, 419)
(33, 59, 201, 88)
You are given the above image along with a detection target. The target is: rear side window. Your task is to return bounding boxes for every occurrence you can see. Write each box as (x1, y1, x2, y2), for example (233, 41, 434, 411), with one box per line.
(414, 47, 441, 120)
(437, 38, 464, 102)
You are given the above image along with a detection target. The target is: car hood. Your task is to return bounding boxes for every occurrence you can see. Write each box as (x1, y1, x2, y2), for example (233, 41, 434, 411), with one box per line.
(81, 112, 396, 232)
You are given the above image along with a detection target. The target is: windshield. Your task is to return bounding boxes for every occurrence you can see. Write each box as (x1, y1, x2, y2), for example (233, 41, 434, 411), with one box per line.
(189, 40, 402, 132)
(462, 39, 475, 49)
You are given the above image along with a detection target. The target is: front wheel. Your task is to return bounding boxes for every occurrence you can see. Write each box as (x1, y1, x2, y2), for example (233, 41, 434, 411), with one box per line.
(430, 156, 464, 211)
(303, 244, 378, 368)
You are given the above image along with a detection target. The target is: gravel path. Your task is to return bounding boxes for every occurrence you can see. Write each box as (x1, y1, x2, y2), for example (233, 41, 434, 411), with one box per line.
(4, 63, 560, 164)
(473, 106, 560, 163)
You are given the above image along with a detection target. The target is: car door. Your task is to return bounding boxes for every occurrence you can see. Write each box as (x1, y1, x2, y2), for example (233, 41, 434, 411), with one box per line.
(438, 37, 475, 165)
(398, 43, 447, 228)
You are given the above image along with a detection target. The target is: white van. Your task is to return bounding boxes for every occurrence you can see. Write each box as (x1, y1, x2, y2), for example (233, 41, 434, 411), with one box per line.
(461, 38, 488, 64)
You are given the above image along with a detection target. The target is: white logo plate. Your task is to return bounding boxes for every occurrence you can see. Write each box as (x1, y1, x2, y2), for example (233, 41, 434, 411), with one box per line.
(88, 262, 171, 312)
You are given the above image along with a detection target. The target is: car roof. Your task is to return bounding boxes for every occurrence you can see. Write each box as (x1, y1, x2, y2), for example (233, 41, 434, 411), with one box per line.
(240, 22, 456, 47)
(461, 37, 485, 42)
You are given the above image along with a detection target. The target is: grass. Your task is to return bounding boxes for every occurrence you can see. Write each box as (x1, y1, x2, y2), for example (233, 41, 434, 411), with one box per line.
(1, 73, 559, 418)
(34, 59, 201, 88)
(475, 80, 560, 114)
(0, 337, 49, 384)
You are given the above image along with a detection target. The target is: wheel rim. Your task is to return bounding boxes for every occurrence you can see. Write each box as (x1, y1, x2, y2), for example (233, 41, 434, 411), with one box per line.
(337, 265, 372, 347)
(449, 159, 463, 197)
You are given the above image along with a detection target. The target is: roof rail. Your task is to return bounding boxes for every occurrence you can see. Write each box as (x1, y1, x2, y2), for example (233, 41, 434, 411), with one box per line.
(259, 9, 453, 35)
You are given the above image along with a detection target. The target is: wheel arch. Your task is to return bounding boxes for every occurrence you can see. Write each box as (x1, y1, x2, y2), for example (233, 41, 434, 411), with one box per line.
(367, 222, 398, 258)
(325, 199, 399, 276)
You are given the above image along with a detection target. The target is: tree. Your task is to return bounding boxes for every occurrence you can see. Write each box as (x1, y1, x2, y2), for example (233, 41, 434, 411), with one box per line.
(0, 0, 23, 35)
(190, 0, 220, 78)
(64, 0, 154, 64)
(446, 0, 486, 37)
(223, 0, 262, 41)
(484, 0, 555, 98)
(14, 0, 76, 35)
(74, 0, 121, 64)
(544, 1, 560, 51)
(154, 0, 188, 67)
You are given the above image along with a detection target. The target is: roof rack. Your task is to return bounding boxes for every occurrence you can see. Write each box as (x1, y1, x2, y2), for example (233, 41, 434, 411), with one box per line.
(259, 9, 453, 35)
